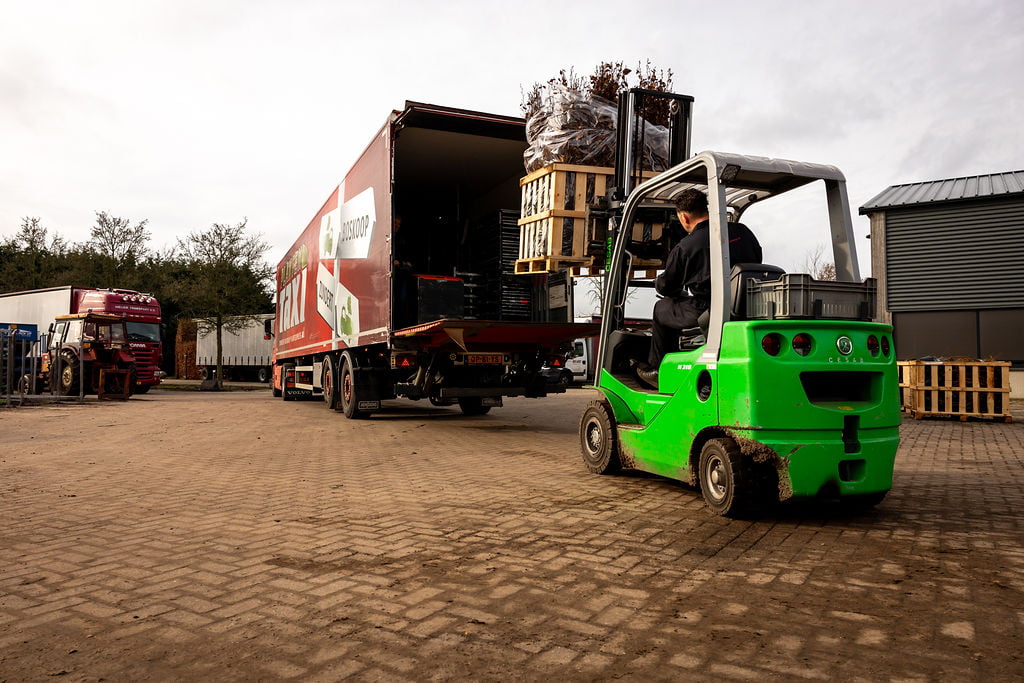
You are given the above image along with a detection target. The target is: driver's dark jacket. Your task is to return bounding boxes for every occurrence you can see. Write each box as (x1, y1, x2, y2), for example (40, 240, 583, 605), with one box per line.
(655, 219, 762, 309)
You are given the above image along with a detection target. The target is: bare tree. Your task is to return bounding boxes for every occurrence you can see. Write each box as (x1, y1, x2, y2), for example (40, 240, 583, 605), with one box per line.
(89, 211, 150, 265)
(173, 219, 273, 388)
(803, 244, 837, 281)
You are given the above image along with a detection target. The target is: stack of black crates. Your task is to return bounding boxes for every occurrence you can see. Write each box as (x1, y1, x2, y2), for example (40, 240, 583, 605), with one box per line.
(463, 210, 536, 321)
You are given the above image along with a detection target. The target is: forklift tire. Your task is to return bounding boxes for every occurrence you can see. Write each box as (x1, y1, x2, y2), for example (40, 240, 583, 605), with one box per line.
(340, 355, 369, 419)
(322, 355, 340, 410)
(698, 438, 760, 518)
(457, 397, 491, 416)
(579, 400, 621, 474)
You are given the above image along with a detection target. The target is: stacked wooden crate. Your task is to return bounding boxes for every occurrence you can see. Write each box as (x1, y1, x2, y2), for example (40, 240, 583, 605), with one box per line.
(898, 360, 1012, 422)
(516, 164, 663, 275)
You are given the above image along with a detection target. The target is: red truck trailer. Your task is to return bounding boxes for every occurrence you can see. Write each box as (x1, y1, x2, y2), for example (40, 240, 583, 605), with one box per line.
(0, 286, 162, 392)
(270, 101, 597, 417)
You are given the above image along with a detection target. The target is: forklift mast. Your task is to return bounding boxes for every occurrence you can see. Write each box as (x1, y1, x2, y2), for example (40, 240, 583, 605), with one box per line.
(612, 89, 695, 201)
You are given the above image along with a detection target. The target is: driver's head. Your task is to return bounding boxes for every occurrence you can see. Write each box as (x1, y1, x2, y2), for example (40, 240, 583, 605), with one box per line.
(674, 189, 710, 233)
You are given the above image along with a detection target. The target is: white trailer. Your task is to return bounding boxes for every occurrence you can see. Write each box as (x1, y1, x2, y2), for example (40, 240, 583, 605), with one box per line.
(196, 314, 274, 382)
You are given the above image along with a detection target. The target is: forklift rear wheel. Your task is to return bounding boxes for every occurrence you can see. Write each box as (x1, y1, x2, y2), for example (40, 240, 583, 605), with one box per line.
(579, 400, 621, 474)
(458, 397, 491, 416)
(698, 438, 759, 518)
(340, 355, 369, 419)
(322, 356, 340, 410)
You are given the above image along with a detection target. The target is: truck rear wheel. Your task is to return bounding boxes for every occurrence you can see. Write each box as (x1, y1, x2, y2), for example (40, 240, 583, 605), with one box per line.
(458, 397, 491, 416)
(340, 356, 369, 419)
(698, 438, 760, 518)
(579, 400, 621, 474)
(322, 356, 340, 410)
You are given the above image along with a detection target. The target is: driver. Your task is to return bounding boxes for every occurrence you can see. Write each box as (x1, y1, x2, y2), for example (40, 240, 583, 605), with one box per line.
(637, 189, 762, 388)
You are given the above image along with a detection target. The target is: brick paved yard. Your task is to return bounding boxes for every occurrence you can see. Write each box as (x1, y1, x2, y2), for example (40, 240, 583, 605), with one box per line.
(1, 390, 1022, 680)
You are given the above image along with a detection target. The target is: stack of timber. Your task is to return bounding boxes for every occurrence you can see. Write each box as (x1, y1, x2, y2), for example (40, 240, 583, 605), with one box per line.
(898, 359, 1012, 422)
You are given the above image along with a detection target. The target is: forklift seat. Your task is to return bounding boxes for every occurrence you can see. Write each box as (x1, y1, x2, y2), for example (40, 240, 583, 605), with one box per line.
(678, 264, 784, 350)
(730, 263, 785, 319)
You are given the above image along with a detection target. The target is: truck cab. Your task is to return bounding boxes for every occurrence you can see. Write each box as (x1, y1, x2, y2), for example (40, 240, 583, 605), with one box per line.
(581, 151, 900, 516)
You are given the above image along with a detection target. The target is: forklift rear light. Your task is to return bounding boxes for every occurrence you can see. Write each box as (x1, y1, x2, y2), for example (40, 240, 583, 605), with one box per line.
(881, 336, 891, 356)
(867, 335, 880, 356)
(792, 333, 813, 356)
(761, 334, 783, 356)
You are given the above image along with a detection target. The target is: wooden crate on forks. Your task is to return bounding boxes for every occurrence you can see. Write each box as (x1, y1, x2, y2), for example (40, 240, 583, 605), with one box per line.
(517, 163, 664, 274)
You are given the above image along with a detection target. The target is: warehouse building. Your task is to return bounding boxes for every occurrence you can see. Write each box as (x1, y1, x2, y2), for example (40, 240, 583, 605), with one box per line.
(860, 169, 1023, 394)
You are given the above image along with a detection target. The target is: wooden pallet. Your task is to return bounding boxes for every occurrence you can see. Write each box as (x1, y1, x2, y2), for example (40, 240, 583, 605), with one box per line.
(518, 163, 664, 272)
(898, 360, 1012, 422)
(513, 256, 592, 276)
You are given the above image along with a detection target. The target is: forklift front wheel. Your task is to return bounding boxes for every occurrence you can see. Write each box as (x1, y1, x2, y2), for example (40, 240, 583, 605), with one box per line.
(579, 400, 621, 475)
(699, 438, 757, 518)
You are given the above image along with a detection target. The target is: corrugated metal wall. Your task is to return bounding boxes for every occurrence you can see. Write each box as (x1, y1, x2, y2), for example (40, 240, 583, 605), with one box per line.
(885, 197, 1024, 311)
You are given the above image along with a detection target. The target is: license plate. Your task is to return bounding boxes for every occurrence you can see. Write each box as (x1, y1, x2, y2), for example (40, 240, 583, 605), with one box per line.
(466, 354, 504, 365)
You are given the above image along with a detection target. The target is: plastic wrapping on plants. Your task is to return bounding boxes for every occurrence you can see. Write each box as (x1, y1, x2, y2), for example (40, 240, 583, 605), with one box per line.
(523, 83, 670, 173)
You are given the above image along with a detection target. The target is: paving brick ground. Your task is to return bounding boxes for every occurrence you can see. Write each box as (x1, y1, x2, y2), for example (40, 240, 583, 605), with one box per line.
(1, 390, 1022, 680)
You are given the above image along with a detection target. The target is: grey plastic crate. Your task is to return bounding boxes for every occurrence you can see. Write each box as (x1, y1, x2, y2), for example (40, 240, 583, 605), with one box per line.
(746, 274, 877, 321)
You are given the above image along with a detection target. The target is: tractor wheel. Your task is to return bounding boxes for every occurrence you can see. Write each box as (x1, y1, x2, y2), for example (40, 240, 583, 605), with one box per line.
(322, 356, 340, 410)
(18, 374, 38, 396)
(52, 351, 80, 396)
(579, 400, 621, 474)
(340, 355, 369, 419)
(698, 438, 762, 518)
(458, 397, 491, 416)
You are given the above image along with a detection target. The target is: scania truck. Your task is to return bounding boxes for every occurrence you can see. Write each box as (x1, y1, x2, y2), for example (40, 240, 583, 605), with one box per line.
(270, 101, 597, 417)
(0, 286, 162, 392)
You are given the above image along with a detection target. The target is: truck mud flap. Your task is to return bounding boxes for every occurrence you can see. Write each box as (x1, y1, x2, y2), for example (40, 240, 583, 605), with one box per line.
(352, 365, 395, 401)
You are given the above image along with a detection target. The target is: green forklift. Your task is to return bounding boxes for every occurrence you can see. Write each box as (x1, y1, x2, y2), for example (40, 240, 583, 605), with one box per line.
(580, 142, 900, 517)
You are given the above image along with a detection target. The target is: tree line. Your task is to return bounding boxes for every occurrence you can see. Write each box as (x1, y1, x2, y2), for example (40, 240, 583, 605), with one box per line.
(0, 212, 275, 376)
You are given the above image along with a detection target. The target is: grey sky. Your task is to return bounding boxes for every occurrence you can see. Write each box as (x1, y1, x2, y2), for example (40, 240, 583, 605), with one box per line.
(2, 0, 1022, 303)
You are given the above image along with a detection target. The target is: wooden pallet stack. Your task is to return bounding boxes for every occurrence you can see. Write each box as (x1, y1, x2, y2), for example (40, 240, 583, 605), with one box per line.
(516, 164, 663, 275)
(898, 360, 1013, 422)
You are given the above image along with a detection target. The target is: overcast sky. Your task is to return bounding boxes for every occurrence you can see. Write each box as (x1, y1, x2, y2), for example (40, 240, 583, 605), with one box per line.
(2, 0, 1022, 308)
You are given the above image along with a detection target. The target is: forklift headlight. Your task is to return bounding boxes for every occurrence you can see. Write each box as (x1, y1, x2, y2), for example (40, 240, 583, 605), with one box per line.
(761, 334, 783, 356)
(881, 336, 891, 356)
(792, 333, 813, 356)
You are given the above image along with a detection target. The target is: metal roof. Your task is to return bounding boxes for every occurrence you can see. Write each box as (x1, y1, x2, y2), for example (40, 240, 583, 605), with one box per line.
(859, 170, 1024, 214)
